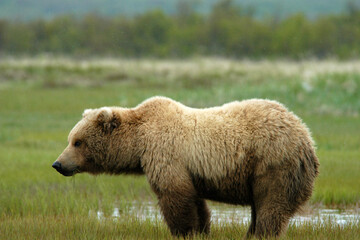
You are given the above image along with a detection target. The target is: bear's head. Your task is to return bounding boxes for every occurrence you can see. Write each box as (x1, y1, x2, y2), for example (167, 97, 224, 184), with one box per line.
(52, 107, 139, 177)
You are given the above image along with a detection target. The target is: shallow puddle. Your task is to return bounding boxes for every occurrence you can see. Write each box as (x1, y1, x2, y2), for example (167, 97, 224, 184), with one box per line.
(92, 201, 360, 226)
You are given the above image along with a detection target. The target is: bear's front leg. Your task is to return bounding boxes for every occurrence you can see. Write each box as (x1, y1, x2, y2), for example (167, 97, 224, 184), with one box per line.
(159, 192, 200, 236)
(150, 168, 209, 237)
(145, 160, 210, 236)
(195, 198, 211, 234)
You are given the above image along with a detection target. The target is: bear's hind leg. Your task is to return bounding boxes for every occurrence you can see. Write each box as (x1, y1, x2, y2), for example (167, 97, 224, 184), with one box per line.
(254, 205, 291, 238)
(252, 173, 295, 238)
(196, 198, 211, 234)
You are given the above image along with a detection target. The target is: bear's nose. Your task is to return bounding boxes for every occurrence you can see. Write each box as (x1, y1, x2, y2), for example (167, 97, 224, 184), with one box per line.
(52, 161, 62, 171)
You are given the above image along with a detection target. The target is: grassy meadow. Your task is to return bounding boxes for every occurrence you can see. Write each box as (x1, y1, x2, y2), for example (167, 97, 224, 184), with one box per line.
(0, 57, 359, 239)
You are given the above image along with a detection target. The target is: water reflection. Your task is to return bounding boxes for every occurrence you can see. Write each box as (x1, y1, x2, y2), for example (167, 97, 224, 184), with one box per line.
(91, 201, 359, 226)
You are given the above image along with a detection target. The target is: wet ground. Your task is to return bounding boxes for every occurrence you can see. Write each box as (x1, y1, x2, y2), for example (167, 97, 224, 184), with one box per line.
(92, 201, 360, 226)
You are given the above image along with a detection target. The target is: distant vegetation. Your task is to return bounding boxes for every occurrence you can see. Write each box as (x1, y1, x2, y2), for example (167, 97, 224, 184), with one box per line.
(0, 0, 360, 58)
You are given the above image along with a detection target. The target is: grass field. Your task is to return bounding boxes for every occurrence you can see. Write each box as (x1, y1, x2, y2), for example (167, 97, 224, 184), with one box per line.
(0, 57, 359, 239)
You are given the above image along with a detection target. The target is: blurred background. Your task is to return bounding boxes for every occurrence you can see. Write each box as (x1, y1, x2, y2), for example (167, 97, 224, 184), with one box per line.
(0, 0, 360, 58)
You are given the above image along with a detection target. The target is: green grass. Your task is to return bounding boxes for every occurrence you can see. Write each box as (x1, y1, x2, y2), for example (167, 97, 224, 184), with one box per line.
(1, 215, 359, 240)
(0, 58, 359, 239)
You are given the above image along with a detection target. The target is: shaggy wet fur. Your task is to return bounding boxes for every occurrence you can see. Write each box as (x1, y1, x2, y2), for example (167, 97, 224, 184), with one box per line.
(54, 97, 319, 239)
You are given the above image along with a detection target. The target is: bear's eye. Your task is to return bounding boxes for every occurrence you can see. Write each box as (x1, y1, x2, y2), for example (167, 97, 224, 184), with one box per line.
(74, 141, 82, 147)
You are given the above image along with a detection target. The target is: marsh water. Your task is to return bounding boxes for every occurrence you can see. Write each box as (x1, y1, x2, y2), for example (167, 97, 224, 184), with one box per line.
(92, 201, 360, 226)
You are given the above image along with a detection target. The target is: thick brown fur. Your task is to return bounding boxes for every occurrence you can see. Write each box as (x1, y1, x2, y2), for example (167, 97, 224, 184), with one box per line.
(54, 97, 319, 239)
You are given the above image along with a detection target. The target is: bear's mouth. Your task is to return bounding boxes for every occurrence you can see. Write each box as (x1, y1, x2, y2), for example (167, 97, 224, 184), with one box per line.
(59, 170, 74, 176)
(57, 168, 80, 177)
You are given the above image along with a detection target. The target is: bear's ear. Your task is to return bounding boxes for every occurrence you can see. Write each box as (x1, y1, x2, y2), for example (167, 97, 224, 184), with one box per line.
(83, 108, 94, 118)
(96, 107, 121, 134)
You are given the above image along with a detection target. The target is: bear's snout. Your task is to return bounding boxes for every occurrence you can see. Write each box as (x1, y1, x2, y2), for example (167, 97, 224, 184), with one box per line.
(52, 161, 62, 171)
(52, 161, 76, 177)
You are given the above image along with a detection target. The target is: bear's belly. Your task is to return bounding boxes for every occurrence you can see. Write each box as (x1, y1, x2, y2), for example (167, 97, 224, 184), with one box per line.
(191, 174, 253, 205)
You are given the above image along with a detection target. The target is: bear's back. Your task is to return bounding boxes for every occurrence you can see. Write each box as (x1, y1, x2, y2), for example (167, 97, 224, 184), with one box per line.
(137, 97, 314, 183)
(183, 99, 303, 176)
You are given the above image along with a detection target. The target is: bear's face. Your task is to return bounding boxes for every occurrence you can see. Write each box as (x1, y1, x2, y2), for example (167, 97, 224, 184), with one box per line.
(52, 108, 120, 176)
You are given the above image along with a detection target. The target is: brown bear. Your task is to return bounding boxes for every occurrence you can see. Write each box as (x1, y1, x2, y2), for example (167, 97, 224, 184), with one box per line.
(52, 96, 319, 238)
